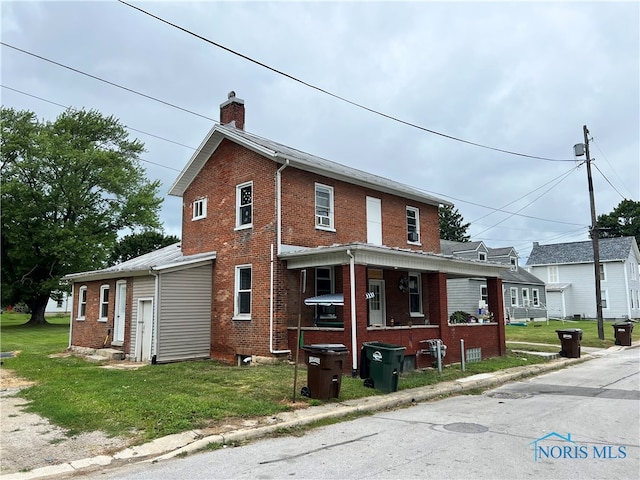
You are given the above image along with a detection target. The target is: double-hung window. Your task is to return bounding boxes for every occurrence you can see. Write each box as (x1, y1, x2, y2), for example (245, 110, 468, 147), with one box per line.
(235, 265, 252, 319)
(77, 286, 87, 320)
(236, 182, 253, 228)
(193, 198, 207, 220)
(532, 289, 540, 307)
(522, 288, 530, 307)
(480, 285, 488, 305)
(548, 266, 559, 283)
(99, 285, 109, 322)
(510, 287, 518, 307)
(406, 207, 420, 243)
(315, 183, 334, 229)
(408, 272, 423, 316)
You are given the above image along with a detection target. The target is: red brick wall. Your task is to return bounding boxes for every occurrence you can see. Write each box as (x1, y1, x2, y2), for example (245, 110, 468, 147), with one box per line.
(279, 168, 440, 252)
(70, 278, 132, 353)
(179, 141, 444, 363)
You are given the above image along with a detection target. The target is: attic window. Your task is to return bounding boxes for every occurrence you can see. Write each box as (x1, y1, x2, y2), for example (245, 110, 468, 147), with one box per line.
(478, 252, 487, 261)
(193, 198, 207, 220)
(510, 257, 517, 271)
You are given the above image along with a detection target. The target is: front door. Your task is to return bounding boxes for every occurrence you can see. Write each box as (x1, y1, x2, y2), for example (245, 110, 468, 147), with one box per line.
(135, 299, 153, 362)
(368, 279, 386, 326)
(113, 281, 126, 345)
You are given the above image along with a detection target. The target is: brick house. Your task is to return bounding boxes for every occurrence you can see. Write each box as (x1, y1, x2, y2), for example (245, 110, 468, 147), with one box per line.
(66, 92, 508, 373)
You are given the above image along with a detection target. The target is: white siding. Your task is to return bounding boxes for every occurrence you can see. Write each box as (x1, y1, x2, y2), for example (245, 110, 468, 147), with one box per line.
(156, 265, 212, 362)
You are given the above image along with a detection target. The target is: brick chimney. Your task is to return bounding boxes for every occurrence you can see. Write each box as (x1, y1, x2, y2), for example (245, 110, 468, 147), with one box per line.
(219, 91, 245, 130)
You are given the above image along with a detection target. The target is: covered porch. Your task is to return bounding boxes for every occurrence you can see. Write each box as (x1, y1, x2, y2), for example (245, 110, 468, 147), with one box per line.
(280, 243, 508, 375)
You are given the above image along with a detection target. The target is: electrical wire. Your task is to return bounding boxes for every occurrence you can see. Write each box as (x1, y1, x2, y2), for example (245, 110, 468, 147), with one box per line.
(117, 0, 577, 163)
(0, 42, 218, 124)
(592, 162, 628, 201)
(591, 138, 636, 199)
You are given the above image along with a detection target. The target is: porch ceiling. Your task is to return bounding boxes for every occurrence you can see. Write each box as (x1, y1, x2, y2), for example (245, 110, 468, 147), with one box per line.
(280, 243, 508, 278)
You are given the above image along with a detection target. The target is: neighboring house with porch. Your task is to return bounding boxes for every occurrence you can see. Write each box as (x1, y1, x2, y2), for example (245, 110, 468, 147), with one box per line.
(66, 92, 509, 374)
(441, 240, 547, 322)
(526, 236, 640, 320)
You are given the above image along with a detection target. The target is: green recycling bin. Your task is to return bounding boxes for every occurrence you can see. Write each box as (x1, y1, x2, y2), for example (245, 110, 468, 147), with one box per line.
(613, 322, 633, 346)
(556, 329, 582, 358)
(360, 342, 406, 393)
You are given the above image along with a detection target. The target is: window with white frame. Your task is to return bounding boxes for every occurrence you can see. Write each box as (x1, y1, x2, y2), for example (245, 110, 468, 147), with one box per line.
(510, 257, 517, 271)
(236, 182, 253, 228)
(548, 266, 559, 283)
(522, 288, 530, 307)
(99, 285, 109, 321)
(315, 183, 334, 229)
(478, 252, 487, 261)
(408, 272, 423, 316)
(630, 262, 637, 281)
(234, 265, 252, 318)
(600, 290, 608, 309)
(315, 267, 335, 320)
(192, 197, 207, 220)
(631, 290, 635, 309)
(77, 286, 87, 319)
(510, 287, 518, 307)
(406, 207, 420, 243)
(532, 289, 540, 307)
(599, 264, 606, 281)
(480, 285, 488, 304)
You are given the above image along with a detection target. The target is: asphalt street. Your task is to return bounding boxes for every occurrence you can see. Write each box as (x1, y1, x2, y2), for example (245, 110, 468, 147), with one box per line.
(76, 346, 639, 480)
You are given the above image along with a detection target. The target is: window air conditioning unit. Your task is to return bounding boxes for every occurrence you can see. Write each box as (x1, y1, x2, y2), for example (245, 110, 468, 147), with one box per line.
(408, 232, 419, 242)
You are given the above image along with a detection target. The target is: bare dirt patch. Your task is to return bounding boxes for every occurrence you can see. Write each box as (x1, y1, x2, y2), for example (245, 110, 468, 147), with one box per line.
(0, 367, 131, 475)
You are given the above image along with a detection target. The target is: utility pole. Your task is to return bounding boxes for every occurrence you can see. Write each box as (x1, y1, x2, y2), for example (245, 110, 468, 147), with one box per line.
(582, 125, 605, 340)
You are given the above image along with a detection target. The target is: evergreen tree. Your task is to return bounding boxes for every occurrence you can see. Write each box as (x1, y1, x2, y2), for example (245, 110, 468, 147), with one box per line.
(439, 205, 471, 242)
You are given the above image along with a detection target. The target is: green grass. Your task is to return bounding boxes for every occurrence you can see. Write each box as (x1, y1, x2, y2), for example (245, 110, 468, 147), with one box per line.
(505, 318, 618, 348)
(0, 312, 563, 443)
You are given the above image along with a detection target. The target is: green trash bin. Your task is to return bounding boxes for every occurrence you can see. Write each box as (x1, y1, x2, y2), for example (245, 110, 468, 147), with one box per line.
(556, 329, 582, 358)
(613, 322, 633, 346)
(360, 342, 406, 393)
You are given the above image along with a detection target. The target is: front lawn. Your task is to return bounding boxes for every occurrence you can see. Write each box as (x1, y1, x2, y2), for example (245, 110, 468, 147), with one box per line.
(0, 312, 552, 442)
(505, 318, 620, 348)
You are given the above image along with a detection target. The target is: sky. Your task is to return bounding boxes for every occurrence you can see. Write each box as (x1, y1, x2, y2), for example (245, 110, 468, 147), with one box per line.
(2, 0, 638, 263)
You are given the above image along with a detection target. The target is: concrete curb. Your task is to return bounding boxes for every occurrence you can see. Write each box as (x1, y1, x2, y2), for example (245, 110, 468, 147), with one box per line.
(3, 345, 635, 480)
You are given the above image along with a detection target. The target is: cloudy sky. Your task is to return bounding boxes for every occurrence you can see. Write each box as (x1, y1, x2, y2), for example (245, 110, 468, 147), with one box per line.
(2, 0, 638, 262)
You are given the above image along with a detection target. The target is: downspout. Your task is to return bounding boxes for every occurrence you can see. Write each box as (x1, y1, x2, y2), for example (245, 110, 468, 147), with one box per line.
(270, 159, 291, 354)
(347, 249, 358, 376)
(276, 158, 289, 255)
(150, 269, 160, 364)
(67, 283, 74, 349)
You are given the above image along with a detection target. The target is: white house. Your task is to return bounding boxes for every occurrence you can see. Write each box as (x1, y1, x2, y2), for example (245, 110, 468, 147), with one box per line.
(526, 237, 640, 320)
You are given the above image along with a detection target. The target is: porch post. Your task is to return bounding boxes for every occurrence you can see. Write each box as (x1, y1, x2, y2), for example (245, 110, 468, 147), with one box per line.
(487, 277, 506, 355)
(426, 272, 452, 348)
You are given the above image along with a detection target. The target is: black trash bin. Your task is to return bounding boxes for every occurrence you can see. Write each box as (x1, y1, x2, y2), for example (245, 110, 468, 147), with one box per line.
(360, 342, 406, 393)
(556, 329, 582, 358)
(301, 344, 348, 400)
(613, 322, 634, 346)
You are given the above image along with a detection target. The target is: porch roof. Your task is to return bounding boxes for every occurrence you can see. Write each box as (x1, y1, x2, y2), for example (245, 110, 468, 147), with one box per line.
(279, 243, 508, 278)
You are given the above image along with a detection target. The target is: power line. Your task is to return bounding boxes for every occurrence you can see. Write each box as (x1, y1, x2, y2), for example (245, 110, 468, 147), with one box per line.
(0, 42, 218, 124)
(592, 162, 628, 201)
(117, 0, 577, 163)
(591, 138, 636, 199)
(1, 85, 186, 173)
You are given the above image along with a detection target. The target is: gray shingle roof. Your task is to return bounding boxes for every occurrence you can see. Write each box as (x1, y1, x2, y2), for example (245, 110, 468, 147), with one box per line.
(526, 236, 637, 266)
(169, 124, 450, 207)
(440, 240, 485, 256)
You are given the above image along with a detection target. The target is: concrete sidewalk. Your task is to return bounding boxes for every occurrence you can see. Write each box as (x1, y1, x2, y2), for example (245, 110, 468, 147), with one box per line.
(3, 344, 636, 480)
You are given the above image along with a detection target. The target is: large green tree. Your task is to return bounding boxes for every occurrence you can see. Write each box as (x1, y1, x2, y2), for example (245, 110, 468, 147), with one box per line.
(439, 204, 471, 242)
(596, 199, 640, 246)
(109, 231, 180, 264)
(1, 107, 163, 325)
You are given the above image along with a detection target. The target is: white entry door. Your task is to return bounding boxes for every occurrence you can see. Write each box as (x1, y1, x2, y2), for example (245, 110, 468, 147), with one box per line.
(368, 279, 386, 326)
(135, 299, 153, 362)
(113, 281, 126, 345)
